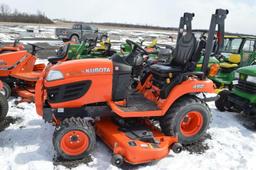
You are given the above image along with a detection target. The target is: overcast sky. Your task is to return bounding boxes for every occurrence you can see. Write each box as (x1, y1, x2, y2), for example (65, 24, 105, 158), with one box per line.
(1, 0, 256, 34)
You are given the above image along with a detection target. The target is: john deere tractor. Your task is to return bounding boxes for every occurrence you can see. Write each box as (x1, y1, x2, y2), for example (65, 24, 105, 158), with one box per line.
(67, 38, 116, 60)
(215, 65, 256, 115)
(210, 35, 256, 88)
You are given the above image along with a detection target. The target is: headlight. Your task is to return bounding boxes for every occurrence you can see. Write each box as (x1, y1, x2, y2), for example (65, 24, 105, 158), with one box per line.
(46, 70, 64, 81)
(246, 76, 256, 84)
(234, 72, 239, 79)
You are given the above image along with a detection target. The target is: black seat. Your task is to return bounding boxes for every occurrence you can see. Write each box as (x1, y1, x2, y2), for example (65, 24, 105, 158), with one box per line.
(111, 54, 128, 65)
(157, 48, 173, 63)
(150, 32, 197, 76)
(48, 44, 70, 64)
(150, 64, 182, 77)
(149, 12, 208, 99)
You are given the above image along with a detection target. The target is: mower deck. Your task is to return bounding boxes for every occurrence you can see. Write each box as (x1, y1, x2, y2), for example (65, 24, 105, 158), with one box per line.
(118, 92, 159, 112)
(95, 118, 178, 165)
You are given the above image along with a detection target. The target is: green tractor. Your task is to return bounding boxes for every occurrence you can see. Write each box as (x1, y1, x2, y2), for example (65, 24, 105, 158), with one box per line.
(119, 38, 173, 62)
(209, 35, 256, 88)
(215, 65, 256, 117)
(66, 38, 116, 60)
(66, 37, 172, 63)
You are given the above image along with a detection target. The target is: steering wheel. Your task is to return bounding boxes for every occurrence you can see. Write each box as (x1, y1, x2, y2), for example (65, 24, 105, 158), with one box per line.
(126, 39, 148, 55)
(28, 43, 45, 55)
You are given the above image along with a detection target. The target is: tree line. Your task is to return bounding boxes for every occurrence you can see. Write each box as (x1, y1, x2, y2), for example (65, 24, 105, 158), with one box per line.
(0, 3, 53, 24)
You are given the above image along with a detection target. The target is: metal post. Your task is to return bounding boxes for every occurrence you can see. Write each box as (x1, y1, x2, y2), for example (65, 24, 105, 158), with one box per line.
(202, 9, 228, 77)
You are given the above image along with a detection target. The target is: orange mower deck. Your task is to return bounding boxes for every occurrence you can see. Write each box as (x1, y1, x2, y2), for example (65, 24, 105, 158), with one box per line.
(96, 118, 179, 165)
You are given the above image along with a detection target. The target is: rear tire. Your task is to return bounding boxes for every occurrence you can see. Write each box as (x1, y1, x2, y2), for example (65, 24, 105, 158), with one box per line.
(215, 90, 231, 112)
(0, 93, 9, 123)
(0, 82, 11, 99)
(160, 95, 211, 144)
(53, 117, 96, 160)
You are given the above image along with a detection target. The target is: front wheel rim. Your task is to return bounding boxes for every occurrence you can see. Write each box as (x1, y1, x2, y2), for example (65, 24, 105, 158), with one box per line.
(60, 130, 89, 156)
(180, 111, 204, 137)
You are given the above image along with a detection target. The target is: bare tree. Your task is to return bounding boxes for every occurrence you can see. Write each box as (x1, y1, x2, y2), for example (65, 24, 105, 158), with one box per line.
(0, 3, 53, 24)
(0, 4, 11, 16)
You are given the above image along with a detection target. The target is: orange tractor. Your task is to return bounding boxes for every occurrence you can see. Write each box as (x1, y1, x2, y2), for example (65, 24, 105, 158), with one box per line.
(0, 43, 45, 100)
(35, 9, 228, 166)
(0, 38, 75, 101)
(0, 40, 25, 54)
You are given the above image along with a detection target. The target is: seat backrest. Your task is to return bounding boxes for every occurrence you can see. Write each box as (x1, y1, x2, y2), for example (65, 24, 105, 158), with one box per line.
(191, 38, 206, 63)
(172, 32, 197, 66)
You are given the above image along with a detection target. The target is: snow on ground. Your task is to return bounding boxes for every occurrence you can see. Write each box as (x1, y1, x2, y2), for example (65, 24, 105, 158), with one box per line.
(0, 99, 256, 170)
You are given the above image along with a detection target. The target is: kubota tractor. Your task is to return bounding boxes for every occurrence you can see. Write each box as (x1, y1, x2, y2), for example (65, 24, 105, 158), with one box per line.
(35, 9, 228, 166)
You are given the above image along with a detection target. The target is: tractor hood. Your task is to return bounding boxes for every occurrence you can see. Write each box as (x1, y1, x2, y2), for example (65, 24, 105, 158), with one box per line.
(45, 58, 113, 87)
(237, 65, 256, 77)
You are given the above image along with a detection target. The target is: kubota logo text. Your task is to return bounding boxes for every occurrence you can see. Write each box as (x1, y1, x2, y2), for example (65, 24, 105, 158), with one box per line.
(85, 67, 111, 73)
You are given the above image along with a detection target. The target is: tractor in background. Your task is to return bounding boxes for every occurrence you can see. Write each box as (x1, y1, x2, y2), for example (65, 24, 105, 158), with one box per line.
(210, 35, 256, 88)
(215, 65, 256, 124)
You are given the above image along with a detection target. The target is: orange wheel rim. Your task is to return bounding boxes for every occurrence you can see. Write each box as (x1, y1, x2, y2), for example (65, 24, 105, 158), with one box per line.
(60, 130, 89, 156)
(180, 111, 203, 137)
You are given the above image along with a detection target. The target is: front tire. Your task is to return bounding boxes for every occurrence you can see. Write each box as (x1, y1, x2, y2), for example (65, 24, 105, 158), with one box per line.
(0, 82, 11, 99)
(215, 90, 231, 112)
(53, 117, 96, 160)
(160, 95, 211, 144)
(0, 93, 8, 124)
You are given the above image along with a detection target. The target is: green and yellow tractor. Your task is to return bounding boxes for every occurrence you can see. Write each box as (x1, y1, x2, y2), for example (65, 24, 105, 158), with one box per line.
(215, 65, 256, 117)
(66, 38, 116, 60)
(208, 35, 256, 88)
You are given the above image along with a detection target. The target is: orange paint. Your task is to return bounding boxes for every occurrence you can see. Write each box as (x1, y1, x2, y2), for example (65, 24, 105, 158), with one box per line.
(60, 130, 89, 156)
(0, 81, 3, 89)
(96, 118, 178, 164)
(180, 111, 204, 137)
(45, 59, 113, 108)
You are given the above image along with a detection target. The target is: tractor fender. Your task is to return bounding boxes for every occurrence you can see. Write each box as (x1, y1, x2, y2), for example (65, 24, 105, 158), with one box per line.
(162, 79, 215, 114)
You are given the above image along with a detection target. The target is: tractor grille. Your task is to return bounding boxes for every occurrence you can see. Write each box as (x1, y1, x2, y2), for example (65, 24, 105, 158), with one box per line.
(235, 80, 256, 93)
(47, 80, 92, 103)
